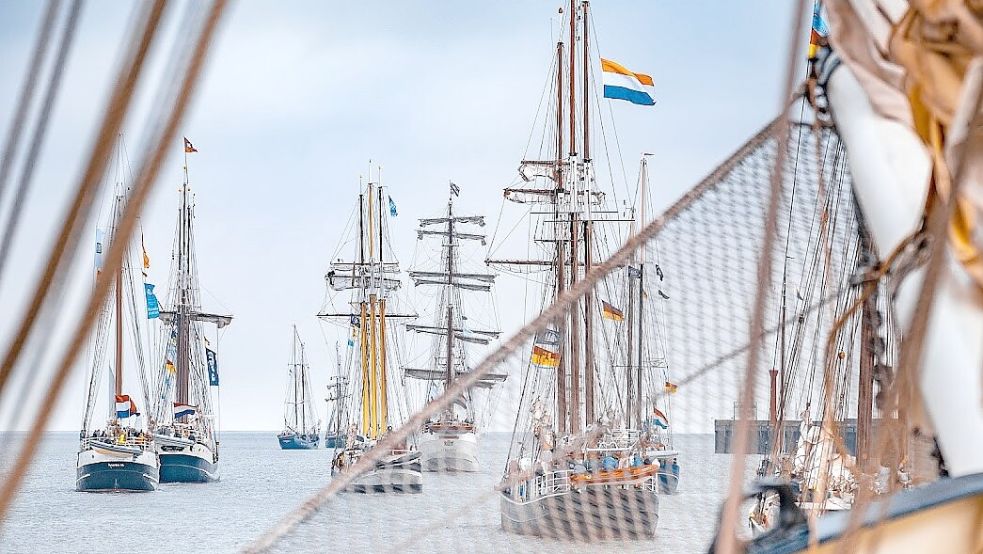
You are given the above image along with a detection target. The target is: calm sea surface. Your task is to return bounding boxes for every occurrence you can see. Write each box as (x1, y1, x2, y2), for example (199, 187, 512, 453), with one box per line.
(0, 432, 753, 553)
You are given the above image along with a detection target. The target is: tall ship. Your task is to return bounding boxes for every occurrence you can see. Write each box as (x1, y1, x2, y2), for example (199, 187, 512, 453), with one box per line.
(405, 187, 506, 472)
(151, 139, 232, 483)
(324, 343, 349, 449)
(320, 167, 422, 493)
(77, 142, 159, 492)
(490, 1, 675, 539)
(278, 326, 320, 449)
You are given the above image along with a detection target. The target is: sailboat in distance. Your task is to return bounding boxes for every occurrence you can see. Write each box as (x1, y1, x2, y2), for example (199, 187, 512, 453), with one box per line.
(278, 326, 320, 450)
(405, 185, 506, 472)
(152, 139, 232, 483)
(324, 342, 350, 450)
(77, 140, 158, 492)
(320, 165, 422, 493)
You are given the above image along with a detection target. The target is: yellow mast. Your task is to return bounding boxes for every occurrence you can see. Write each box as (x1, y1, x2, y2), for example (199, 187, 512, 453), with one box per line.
(359, 301, 369, 436)
(368, 293, 379, 438)
(379, 298, 388, 434)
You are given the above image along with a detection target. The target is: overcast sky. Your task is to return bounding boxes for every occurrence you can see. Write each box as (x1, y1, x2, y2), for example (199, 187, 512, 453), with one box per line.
(0, 1, 797, 432)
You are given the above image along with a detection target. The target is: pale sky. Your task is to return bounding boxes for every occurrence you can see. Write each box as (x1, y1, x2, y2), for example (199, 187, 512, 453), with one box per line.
(0, 1, 796, 432)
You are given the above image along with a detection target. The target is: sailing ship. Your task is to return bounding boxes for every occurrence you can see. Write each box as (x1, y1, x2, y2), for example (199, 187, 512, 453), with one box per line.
(405, 188, 506, 472)
(278, 326, 320, 449)
(492, 1, 672, 539)
(77, 143, 159, 492)
(320, 167, 422, 493)
(152, 140, 232, 483)
(324, 343, 349, 449)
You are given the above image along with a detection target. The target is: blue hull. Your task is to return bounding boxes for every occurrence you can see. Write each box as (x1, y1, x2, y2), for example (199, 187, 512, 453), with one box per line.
(324, 434, 343, 449)
(77, 461, 158, 492)
(159, 453, 218, 483)
(278, 434, 319, 449)
(659, 464, 681, 494)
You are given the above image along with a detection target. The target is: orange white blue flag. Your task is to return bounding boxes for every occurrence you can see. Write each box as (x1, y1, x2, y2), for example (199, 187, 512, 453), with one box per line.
(601, 58, 655, 106)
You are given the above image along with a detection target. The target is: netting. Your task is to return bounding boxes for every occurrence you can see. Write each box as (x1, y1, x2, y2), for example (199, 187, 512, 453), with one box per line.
(238, 114, 941, 553)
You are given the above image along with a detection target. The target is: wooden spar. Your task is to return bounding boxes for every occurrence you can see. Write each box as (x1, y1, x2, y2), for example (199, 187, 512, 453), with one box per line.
(568, 0, 576, 155)
(635, 265, 644, 428)
(857, 233, 876, 472)
(626, 272, 635, 427)
(368, 183, 375, 260)
(569, 217, 581, 432)
(369, 293, 379, 439)
(584, 220, 595, 423)
(446, 199, 455, 386)
(581, 0, 595, 424)
(582, 1, 590, 160)
(300, 334, 307, 433)
(114, 244, 123, 398)
(293, 327, 300, 431)
(636, 156, 647, 427)
(554, 40, 568, 435)
(379, 298, 388, 434)
(359, 301, 370, 436)
(446, 306, 454, 384)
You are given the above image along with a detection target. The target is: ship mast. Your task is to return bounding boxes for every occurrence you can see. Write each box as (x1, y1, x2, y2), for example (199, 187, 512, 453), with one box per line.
(175, 155, 191, 416)
(114, 195, 124, 404)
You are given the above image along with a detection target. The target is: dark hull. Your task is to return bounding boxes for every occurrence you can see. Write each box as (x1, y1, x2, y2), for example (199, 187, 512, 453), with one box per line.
(324, 434, 343, 449)
(278, 434, 319, 449)
(77, 461, 158, 492)
(349, 483, 423, 494)
(659, 468, 680, 495)
(500, 487, 659, 540)
(159, 453, 218, 483)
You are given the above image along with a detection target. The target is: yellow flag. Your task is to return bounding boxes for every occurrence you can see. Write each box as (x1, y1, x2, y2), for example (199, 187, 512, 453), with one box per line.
(141, 234, 150, 270)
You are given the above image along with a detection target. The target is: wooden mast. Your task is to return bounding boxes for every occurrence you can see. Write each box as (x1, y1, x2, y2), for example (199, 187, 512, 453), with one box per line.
(554, 39, 568, 436)
(446, 199, 455, 386)
(636, 156, 648, 428)
(857, 233, 876, 471)
(377, 181, 388, 434)
(358, 191, 370, 437)
(114, 198, 123, 400)
(582, 0, 595, 426)
(367, 183, 379, 439)
(566, 0, 583, 434)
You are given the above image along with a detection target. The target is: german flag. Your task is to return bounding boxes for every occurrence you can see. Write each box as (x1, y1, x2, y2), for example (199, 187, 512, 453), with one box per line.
(601, 300, 624, 321)
(183, 137, 198, 153)
(531, 345, 560, 368)
(664, 381, 679, 394)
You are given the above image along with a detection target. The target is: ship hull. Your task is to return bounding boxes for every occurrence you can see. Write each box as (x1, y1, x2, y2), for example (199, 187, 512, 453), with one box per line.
(658, 464, 680, 494)
(158, 451, 218, 483)
(419, 431, 479, 472)
(345, 451, 423, 494)
(278, 433, 319, 450)
(500, 487, 659, 540)
(324, 434, 344, 449)
(76, 448, 158, 492)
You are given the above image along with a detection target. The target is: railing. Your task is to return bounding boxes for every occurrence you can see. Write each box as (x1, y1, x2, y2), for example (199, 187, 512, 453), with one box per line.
(82, 435, 151, 449)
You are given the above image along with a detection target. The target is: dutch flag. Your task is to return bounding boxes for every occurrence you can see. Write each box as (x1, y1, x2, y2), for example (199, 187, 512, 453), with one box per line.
(115, 394, 138, 419)
(173, 403, 197, 418)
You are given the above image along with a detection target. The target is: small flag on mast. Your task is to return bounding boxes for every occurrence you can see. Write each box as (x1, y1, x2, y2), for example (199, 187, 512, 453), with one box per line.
(601, 300, 625, 321)
(183, 137, 198, 153)
(449, 181, 460, 197)
(664, 381, 679, 394)
(205, 347, 220, 386)
(144, 283, 160, 319)
(141, 234, 150, 270)
(531, 345, 560, 368)
(115, 395, 139, 418)
(388, 196, 398, 217)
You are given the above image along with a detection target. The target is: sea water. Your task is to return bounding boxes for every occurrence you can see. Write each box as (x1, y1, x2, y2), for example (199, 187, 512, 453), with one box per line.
(0, 433, 752, 553)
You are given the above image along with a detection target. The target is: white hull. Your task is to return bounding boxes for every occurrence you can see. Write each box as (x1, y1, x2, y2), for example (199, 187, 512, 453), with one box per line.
(419, 431, 479, 472)
(76, 447, 159, 492)
(341, 451, 423, 493)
